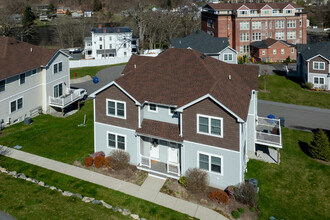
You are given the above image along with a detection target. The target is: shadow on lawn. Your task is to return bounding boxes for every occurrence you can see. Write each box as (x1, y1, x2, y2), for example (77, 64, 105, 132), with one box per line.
(299, 128, 330, 159)
(273, 70, 303, 86)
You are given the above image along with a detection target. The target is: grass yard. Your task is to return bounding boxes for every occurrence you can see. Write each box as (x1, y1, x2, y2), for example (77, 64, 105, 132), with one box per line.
(258, 74, 330, 109)
(70, 63, 126, 79)
(246, 128, 330, 219)
(0, 157, 193, 220)
(0, 100, 94, 164)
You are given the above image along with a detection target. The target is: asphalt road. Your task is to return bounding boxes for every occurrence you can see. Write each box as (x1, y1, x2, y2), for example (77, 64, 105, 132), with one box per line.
(258, 100, 330, 131)
(0, 211, 16, 220)
(71, 64, 125, 95)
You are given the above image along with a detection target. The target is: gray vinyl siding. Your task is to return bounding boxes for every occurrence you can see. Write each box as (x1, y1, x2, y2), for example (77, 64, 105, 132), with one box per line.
(142, 104, 179, 124)
(182, 140, 241, 189)
(219, 47, 238, 64)
(94, 122, 138, 165)
(308, 73, 330, 90)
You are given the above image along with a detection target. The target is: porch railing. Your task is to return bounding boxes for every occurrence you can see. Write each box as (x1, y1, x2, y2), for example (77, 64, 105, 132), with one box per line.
(49, 89, 82, 108)
(167, 162, 180, 175)
(140, 155, 151, 168)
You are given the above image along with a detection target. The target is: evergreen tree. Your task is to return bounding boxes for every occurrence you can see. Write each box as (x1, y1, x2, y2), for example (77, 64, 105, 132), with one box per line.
(309, 129, 330, 161)
(22, 5, 35, 27)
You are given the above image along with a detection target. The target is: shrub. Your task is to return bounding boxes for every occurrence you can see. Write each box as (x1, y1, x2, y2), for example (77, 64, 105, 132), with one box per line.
(84, 156, 93, 167)
(185, 168, 209, 193)
(238, 207, 245, 214)
(233, 182, 258, 207)
(110, 150, 130, 170)
(104, 156, 114, 168)
(93, 151, 105, 158)
(178, 176, 187, 187)
(304, 82, 314, 90)
(208, 190, 229, 204)
(309, 129, 330, 161)
(232, 210, 240, 219)
(94, 155, 105, 168)
(250, 207, 256, 212)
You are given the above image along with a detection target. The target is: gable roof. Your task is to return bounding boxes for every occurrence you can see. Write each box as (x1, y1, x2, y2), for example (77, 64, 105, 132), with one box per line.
(122, 54, 154, 74)
(0, 36, 58, 80)
(251, 38, 294, 49)
(114, 48, 258, 121)
(207, 3, 302, 10)
(170, 31, 236, 54)
(297, 40, 330, 61)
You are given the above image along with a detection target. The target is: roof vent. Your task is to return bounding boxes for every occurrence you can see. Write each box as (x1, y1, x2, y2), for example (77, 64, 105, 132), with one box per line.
(134, 64, 136, 68)
(30, 48, 33, 52)
(179, 40, 181, 44)
(200, 54, 206, 59)
(308, 47, 310, 50)
(228, 75, 231, 80)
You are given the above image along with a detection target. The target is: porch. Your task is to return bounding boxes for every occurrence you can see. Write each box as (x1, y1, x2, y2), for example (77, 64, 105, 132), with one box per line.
(248, 145, 280, 164)
(137, 136, 181, 179)
(49, 89, 84, 108)
(255, 116, 282, 148)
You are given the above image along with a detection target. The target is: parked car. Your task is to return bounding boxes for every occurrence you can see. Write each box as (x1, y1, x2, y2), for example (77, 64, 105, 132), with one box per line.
(70, 87, 88, 100)
(69, 48, 83, 54)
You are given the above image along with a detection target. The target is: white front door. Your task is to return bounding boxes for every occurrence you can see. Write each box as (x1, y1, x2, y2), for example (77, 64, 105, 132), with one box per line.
(150, 144, 159, 160)
(168, 147, 179, 163)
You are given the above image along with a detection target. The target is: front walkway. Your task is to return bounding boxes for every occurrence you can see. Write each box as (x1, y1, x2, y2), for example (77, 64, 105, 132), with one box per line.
(0, 146, 227, 220)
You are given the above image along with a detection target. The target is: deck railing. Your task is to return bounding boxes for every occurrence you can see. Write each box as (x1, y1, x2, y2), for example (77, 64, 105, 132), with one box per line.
(256, 116, 282, 147)
(49, 90, 81, 108)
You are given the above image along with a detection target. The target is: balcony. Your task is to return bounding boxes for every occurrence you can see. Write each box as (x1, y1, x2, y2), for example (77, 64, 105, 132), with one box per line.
(49, 89, 85, 108)
(255, 116, 282, 148)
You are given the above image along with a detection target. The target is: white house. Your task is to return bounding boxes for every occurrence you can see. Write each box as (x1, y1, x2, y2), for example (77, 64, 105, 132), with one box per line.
(84, 25, 133, 60)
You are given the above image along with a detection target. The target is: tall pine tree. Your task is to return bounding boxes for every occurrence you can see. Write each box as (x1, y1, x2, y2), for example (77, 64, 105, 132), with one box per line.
(309, 129, 330, 161)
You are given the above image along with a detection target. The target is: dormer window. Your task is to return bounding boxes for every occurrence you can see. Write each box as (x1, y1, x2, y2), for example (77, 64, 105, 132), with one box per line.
(263, 10, 270, 14)
(240, 10, 248, 15)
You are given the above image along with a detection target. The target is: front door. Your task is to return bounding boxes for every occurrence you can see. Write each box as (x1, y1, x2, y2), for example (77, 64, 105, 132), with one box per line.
(54, 83, 63, 98)
(150, 144, 159, 160)
(168, 147, 178, 163)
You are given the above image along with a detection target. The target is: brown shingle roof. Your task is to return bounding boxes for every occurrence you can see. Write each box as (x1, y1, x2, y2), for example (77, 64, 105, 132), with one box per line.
(122, 54, 154, 75)
(0, 36, 58, 80)
(208, 3, 302, 10)
(136, 119, 183, 142)
(116, 48, 258, 121)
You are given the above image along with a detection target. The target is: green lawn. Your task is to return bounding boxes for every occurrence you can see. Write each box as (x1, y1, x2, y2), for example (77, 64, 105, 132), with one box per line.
(258, 74, 330, 109)
(0, 100, 94, 164)
(246, 128, 330, 219)
(0, 157, 193, 220)
(70, 63, 126, 79)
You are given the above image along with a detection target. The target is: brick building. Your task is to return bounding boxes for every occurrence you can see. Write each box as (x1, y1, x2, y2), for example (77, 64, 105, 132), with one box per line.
(201, 3, 307, 55)
(250, 38, 296, 62)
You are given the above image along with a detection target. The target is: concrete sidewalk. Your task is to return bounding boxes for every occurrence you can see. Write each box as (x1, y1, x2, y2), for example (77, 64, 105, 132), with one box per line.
(0, 146, 227, 220)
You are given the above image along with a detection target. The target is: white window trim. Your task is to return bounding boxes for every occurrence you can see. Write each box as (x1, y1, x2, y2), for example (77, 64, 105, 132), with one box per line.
(53, 82, 63, 98)
(9, 96, 24, 114)
(273, 49, 276, 55)
(313, 76, 325, 85)
(0, 79, 6, 92)
(197, 151, 223, 176)
(169, 107, 175, 115)
(313, 61, 325, 70)
(106, 98, 126, 119)
(19, 73, 26, 86)
(197, 114, 223, 138)
(281, 49, 284, 54)
(53, 61, 63, 74)
(107, 131, 126, 151)
(148, 103, 158, 112)
(223, 53, 233, 61)
(262, 50, 265, 55)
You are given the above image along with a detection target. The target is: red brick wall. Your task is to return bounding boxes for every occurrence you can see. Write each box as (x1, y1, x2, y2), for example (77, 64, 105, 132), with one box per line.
(251, 41, 296, 62)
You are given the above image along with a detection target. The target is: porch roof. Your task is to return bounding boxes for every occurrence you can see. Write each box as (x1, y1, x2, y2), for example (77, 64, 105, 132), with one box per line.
(136, 119, 183, 142)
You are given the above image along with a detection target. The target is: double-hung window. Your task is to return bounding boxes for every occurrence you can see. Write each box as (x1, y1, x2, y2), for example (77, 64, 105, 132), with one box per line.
(314, 77, 325, 85)
(198, 152, 223, 174)
(108, 132, 125, 150)
(223, 53, 233, 61)
(107, 99, 126, 119)
(313, 62, 325, 70)
(0, 80, 5, 92)
(10, 97, 23, 113)
(54, 62, 63, 74)
(197, 114, 223, 137)
(54, 83, 63, 98)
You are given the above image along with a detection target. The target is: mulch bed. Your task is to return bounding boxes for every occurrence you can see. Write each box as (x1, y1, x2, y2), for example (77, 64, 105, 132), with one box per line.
(160, 178, 258, 220)
(73, 161, 148, 186)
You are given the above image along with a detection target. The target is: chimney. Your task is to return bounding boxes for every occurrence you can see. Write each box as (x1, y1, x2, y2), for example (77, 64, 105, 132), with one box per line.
(103, 28, 106, 33)
(98, 24, 102, 29)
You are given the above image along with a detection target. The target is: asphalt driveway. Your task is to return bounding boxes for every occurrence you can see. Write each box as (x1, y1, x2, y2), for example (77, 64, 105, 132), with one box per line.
(71, 64, 125, 95)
